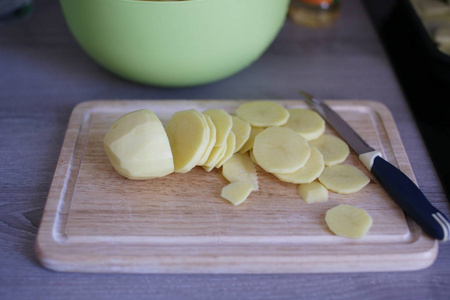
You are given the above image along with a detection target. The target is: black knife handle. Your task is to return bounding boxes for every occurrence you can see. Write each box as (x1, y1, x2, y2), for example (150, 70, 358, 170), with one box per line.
(371, 156, 449, 241)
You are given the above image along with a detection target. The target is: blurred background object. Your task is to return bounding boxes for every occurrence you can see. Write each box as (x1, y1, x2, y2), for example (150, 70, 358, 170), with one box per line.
(0, 0, 33, 25)
(364, 0, 450, 198)
(289, 0, 341, 28)
(59, 0, 290, 87)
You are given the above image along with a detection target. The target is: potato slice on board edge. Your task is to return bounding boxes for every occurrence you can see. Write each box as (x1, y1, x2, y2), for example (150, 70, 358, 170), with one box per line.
(325, 204, 373, 239)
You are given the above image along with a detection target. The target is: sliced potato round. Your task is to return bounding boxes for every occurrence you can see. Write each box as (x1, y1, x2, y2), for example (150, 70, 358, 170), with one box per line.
(203, 145, 226, 170)
(273, 146, 324, 184)
(239, 126, 264, 153)
(221, 181, 254, 206)
(282, 108, 325, 141)
(222, 153, 258, 190)
(253, 127, 311, 174)
(104, 109, 174, 180)
(319, 165, 370, 194)
(203, 109, 232, 147)
(197, 114, 216, 166)
(235, 101, 289, 127)
(325, 204, 373, 239)
(249, 149, 257, 164)
(215, 132, 236, 168)
(202, 164, 215, 172)
(297, 181, 328, 204)
(231, 116, 251, 153)
(310, 134, 350, 166)
(165, 109, 209, 173)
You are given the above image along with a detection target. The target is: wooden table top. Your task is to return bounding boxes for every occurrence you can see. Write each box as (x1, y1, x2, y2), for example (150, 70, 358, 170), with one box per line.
(1, 0, 449, 299)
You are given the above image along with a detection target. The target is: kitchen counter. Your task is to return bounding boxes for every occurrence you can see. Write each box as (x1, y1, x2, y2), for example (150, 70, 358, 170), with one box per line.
(1, 0, 449, 299)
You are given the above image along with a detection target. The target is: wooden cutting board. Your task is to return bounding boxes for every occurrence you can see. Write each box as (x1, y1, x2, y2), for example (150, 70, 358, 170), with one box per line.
(36, 100, 438, 273)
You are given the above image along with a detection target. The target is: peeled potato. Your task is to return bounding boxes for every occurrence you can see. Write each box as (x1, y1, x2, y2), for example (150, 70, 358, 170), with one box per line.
(297, 181, 328, 204)
(204, 109, 232, 147)
(239, 126, 264, 153)
(197, 115, 216, 166)
(282, 108, 325, 141)
(253, 127, 311, 174)
(221, 181, 254, 206)
(165, 109, 209, 173)
(325, 204, 373, 239)
(231, 116, 251, 153)
(222, 153, 258, 190)
(215, 132, 236, 168)
(273, 146, 324, 184)
(319, 165, 370, 194)
(235, 101, 289, 127)
(104, 109, 174, 180)
(310, 134, 350, 166)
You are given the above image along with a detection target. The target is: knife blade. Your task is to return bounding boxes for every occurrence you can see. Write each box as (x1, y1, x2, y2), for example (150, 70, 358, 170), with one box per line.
(299, 89, 450, 242)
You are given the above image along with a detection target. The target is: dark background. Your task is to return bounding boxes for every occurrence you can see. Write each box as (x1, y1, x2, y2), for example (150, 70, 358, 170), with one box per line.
(364, 0, 450, 200)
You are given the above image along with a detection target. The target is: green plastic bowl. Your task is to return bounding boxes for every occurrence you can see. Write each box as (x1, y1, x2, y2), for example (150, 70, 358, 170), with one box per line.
(59, 0, 289, 87)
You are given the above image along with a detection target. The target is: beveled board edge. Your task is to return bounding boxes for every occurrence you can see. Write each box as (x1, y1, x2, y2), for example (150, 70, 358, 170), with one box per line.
(35, 100, 438, 273)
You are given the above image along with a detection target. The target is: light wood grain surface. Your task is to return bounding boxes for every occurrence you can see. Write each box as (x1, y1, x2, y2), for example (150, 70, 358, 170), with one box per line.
(1, 0, 449, 299)
(36, 100, 437, 273)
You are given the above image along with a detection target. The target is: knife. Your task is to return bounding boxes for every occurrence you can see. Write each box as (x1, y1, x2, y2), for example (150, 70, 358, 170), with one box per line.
(299, 90, 450, 242)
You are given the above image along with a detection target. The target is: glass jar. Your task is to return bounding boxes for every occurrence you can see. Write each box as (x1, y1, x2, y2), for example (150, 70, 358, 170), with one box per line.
(289, 0, 341, 28)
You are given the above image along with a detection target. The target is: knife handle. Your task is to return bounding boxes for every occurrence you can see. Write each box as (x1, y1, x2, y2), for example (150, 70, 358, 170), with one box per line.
(369, 156, 450, 242)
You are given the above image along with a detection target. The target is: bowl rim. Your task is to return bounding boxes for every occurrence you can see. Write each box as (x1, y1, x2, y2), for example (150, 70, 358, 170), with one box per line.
(98, 0, 209, 4)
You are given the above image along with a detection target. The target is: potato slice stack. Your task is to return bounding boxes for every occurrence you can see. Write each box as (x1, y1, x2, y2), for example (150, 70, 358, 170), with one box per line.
(165, 109, 210, 173)
(232, 102, 369, 205)
(104, 101, 373, 238)
(230, 101, 373, 238)
(105, 101, 370, 205)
